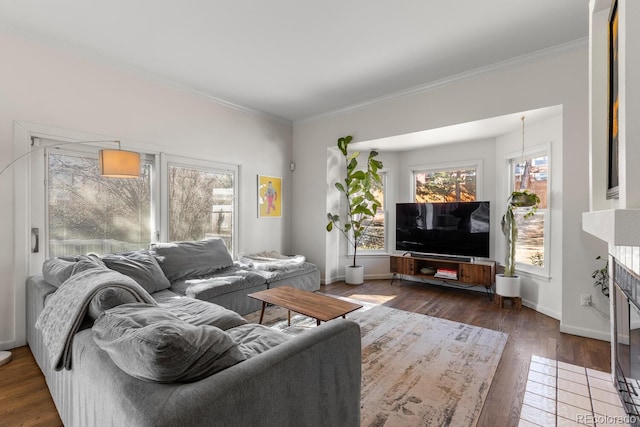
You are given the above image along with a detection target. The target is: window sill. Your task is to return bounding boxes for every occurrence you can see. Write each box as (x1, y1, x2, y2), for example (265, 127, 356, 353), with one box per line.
(498, 263, 551, 282)
(346, 252, 391, 258)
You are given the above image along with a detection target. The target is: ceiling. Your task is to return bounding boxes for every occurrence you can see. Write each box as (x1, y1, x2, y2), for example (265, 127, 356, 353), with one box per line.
(0, 1, 589, 124)
(353, 105, 563, 152)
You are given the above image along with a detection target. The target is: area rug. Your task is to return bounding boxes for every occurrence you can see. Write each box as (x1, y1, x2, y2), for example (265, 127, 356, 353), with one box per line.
(249, 301, 508, 427)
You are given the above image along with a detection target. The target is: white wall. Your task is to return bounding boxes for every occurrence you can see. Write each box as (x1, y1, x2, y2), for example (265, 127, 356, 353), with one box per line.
(397, 138, 496, 257)
(0, 30, 293, 349)
(293, 44, 611, 340)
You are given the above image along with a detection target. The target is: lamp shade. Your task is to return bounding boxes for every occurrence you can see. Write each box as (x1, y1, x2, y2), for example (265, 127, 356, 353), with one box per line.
(99, 149, 141, 178)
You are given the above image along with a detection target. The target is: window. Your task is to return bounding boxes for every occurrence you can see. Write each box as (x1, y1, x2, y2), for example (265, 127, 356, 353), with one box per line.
(43, 142, 238, 258)
(167, 163, 235, 252)
(414, 166, 477, 202)
(358, 171, 386, 252)
(510, 151, 549, 271)
(47, 150, 152, 257)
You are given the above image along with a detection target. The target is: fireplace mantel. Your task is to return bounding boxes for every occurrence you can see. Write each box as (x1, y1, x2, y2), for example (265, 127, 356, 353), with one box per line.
(583, 209, 640, 246)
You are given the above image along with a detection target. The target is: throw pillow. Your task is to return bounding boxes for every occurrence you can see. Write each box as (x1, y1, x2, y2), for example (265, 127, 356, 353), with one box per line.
(43, 255, 108, 287)
(150, 238, 233, 282)
(102, 250, 171, 293)
(42, 257, 76, 288)
(93, 303, 245, 383)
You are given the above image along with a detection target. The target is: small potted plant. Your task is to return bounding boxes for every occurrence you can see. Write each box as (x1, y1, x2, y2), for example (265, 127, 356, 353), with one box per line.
(496, 189, 540, 297)
(592, 255, 609, 297)
(326, 135, 383, 284)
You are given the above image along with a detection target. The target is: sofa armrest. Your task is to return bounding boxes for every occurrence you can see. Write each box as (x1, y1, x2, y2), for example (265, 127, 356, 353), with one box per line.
(157, 319, 361, 427)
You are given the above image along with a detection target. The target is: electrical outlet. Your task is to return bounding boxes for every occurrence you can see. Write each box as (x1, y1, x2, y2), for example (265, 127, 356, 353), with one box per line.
(581, 294, 592, 306)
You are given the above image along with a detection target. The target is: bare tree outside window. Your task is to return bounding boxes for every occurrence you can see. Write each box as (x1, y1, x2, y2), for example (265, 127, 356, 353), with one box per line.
(512, 155, 548, 267)
(415, 169, 477, 202)
(48, 152, 151, 256)
(168, 165, 234, 252)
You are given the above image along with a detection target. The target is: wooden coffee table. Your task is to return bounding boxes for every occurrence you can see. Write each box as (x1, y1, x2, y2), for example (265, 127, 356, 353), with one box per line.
(248, 286, 363, 326)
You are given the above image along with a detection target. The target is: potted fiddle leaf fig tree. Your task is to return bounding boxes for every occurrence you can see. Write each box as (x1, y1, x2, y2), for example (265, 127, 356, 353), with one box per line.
(326, 135, 383, 285)
(496, 189, 540, 297)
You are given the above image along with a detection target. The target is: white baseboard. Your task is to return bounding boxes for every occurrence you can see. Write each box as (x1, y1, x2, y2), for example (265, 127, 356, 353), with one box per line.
(559, 323, 611, 342)
(0, 340, 17, 351)
(521, 299, 561, 321)
(522, 299, 610, 342)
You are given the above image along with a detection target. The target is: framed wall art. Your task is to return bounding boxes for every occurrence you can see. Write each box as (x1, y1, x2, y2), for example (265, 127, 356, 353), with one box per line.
(607, 0, 619, 199)
(257, 175, 282, 218)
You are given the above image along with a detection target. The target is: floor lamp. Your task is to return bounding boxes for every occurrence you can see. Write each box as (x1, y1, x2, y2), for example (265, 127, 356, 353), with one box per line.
(0, 139, 140, 367)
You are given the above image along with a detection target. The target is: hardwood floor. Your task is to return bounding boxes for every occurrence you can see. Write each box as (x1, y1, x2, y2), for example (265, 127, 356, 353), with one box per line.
(0, 279, 610, 427)
(0, 346, 62, 427)
(324, 279, 611, 427)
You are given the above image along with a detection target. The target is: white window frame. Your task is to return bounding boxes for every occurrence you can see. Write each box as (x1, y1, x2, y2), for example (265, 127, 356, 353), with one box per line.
(44, 145, 158, 258)
(28, 136, 159, 260)
(411, 159, 484, 202)
(347, 170, 388, 256)
(25, 130, 239, 263)
(161, 154, 239, 258)
(503, 143, 551, 279)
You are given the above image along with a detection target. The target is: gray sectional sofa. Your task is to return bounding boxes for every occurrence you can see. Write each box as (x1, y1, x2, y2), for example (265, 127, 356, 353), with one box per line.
(27, 239, 360, 427)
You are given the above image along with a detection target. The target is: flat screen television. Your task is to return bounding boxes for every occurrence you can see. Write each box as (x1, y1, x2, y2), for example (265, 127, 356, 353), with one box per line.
(395, 201, 490, 259)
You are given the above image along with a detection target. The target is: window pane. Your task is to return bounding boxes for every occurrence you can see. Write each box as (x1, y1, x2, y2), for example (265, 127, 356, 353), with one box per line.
(415, 169, 477, 202)
(360, 174, 385, 250)
(168, 165, 234, 252)
(512, 154, 548, 267)
(513, 155, 548, 208)
(514, 211, 545, 267)
(48, 152, 152, 256)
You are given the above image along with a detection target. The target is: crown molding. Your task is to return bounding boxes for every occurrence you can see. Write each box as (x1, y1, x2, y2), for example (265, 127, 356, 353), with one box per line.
(295, 38, 588, 125)
(0, 23, 291, 126)
(2, 21, 586, 128)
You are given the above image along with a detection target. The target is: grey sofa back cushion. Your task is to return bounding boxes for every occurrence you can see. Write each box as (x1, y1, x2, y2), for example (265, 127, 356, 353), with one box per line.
(102, 250, 171, 293)
(150, 239, 233, 282)
(93, 303, 245, 383)
(42, 258, 76, 287)
(42, 255, 107, 287)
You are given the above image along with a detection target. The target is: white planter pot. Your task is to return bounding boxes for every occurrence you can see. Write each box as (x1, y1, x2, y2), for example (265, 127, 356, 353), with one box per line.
(345, 265, 364, 285)
(495, 274, 521, 297)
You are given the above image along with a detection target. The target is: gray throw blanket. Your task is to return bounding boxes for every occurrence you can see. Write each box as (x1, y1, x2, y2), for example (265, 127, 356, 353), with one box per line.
(237, 251, 306, 271)
(35, 267, 157, 371)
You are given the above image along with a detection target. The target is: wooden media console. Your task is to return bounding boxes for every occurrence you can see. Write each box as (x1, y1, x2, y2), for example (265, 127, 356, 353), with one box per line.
(389, 254, 496, 289)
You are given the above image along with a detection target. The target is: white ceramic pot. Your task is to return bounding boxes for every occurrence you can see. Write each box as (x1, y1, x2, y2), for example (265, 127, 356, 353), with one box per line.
(0, 350, 12, 367)
(495, 274, 521, 297)
(345, 265, 364, 285)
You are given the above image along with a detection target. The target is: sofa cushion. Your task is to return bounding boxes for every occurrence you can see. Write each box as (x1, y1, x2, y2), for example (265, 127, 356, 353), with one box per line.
(42, 255, 107, 287)
(87, 287, 139, 320)
(93, 303, 245, 383)
(151, 238, 233, 282)
(226, 324, 291, 359)
(102, 251, 171, 293)
(160, 297, 247, 330)
(42, 257, 76, 288)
